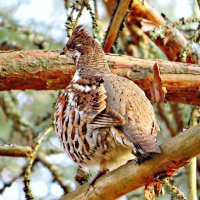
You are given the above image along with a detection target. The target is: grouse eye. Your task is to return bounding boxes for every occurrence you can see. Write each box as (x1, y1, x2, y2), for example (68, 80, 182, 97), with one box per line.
(71, 44, 76, 49)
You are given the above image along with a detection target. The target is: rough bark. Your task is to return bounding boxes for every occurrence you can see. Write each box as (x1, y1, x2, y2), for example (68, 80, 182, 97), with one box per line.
(0, 50, 200, 105)
(62, 125, 200, 200)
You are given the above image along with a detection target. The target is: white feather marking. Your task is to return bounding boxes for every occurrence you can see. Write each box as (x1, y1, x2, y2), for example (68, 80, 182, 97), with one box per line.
(57, 103, 63, 113)
(123, 138, 133, 147)
(61, 128, 67, 149)
(73, 84, 85, 91)
(74, 108, 79, 124)
(72, 50, 81, 66)
(84, 85, 91, 92)
(56, 119, 62, 138)
(79, 110, 84, 119)
(64, 107, 69, 124)
(72, 70, 81, 82)
(115, 135, 123, 144)
(92, 85, 97, 90)
(68, 92, 75, 106)
(73, 84, 95, 93)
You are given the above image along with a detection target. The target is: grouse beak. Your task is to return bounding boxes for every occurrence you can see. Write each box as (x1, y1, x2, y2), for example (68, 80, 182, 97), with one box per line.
(60, 50, 65, 55)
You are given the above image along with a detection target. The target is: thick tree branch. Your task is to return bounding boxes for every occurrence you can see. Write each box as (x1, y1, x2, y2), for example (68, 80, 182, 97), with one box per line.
(0, 50, 200, 105)
(62, 125, 200, 200)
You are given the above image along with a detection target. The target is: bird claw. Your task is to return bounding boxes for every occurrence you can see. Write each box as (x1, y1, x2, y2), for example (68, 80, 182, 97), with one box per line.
(75, 168, 90, 185)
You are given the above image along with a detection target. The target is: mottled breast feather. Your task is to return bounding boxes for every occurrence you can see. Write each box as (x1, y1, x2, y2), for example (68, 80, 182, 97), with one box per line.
(54, 76, 128, 168)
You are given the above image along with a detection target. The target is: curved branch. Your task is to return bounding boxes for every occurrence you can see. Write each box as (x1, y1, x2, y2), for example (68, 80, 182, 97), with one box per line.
(0, 50, 200, 105)
(62, 125, 200, 200)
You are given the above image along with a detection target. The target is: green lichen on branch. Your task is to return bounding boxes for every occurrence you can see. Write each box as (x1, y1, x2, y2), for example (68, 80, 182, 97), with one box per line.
(0, 92, 33, 139)
(180, 23, 200, 62)
(83, 0, 100, 40)
(73, 1, 85, 30)
(164, 181, 187, 200)
(0, 18, 54, 50)
(65, 0, 100, 40)
(23, 127, 53, 200)
(65, 0, 80, 37)
(149, 18, 200, 40)
(0, 52, 73, 78)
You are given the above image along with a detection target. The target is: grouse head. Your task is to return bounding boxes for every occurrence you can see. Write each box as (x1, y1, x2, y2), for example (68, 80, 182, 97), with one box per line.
(61, 25, 110, 74)
(61, 26, 95, 62)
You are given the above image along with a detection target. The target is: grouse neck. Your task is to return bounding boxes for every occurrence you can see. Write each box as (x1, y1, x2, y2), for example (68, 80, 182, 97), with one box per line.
(75, 50, 111, 78)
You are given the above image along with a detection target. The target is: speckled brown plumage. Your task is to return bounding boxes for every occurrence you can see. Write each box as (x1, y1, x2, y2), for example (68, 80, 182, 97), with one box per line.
(54, 25, 161, 183)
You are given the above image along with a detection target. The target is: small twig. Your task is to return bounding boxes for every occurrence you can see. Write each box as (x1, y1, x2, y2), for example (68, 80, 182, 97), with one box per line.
(150, 18, 200, 40)
(65, 1, 100, 40)
(23, 127, 53, 200)
(0, 176, 20, 194)
(34, 112, 52, 126)
(157, 103, 177, 137)
(0, 93, 32, 131)
(0, 145, 33, 157)
(64, 0, 70, 9)
(180, 23, 200, 62)
(65, 1, 81, 37)
(83, 0, 100, 40)
(170, 104, 184, 133)
(0, 92, 34, 144)
(73, 2, 85, 30)
(198, 0, 200, 9)
(93, 0, 98, 19)
(187, 158, 197, 200)
(164, 181, 187, 200)
(36, 155, 71, 194)
(44, 148, 63, 155)
(0, 18, 50, 50)
(0, 165, 27, 194)
(171, 17, 200, 27)
(0, 144, 62, 157)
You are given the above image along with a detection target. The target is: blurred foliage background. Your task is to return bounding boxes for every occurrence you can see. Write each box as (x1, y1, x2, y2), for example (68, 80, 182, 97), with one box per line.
(0, 0, 199, 199)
